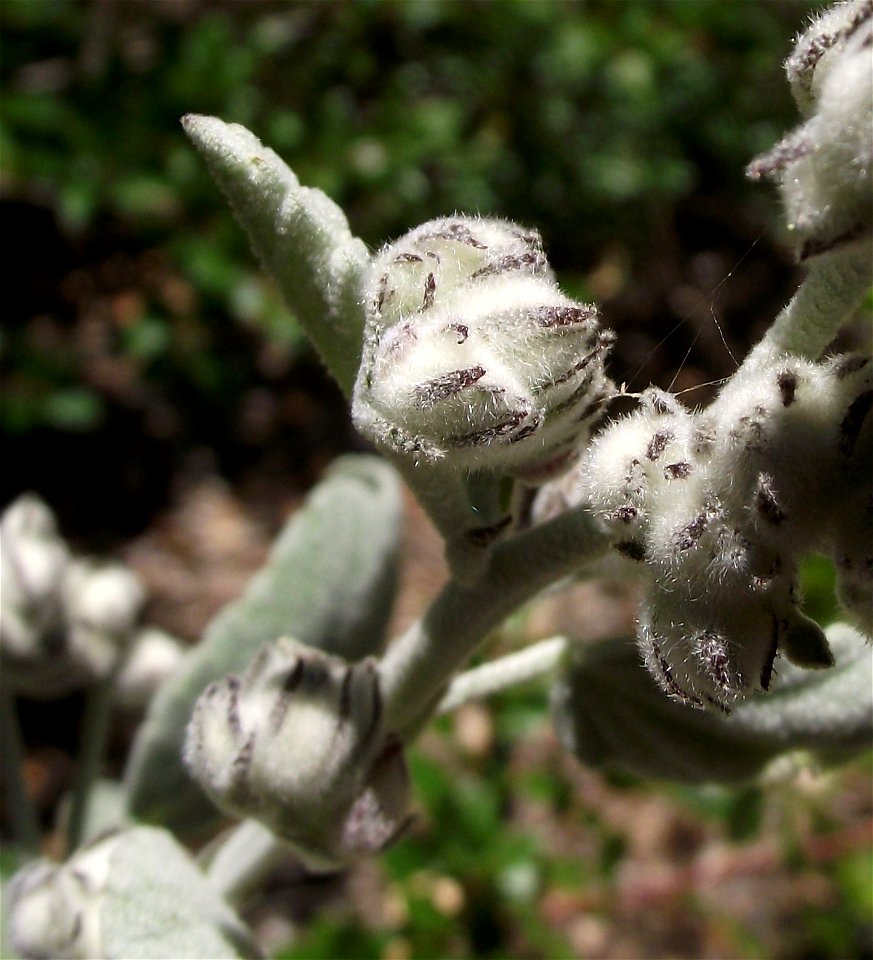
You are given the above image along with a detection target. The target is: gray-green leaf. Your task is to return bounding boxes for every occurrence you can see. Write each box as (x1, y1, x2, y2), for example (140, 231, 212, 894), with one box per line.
(551, 623, 873, 784)
(182, 114, 370, 395)
(124, 455, 402, 833)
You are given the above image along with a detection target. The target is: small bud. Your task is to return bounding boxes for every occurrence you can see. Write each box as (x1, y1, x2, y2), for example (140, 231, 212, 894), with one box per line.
(0, 494, 69, 659)
(0, 494, 81, 697)
(114, 627, 186, 710)
(583, 351, 871, 709)
(7, 837, 113, 960)
(7, 826, 260, 960)
(748, 1, 872, 260)
(62, 559, 145, 679)
(184, 637, 410, 870)
(784, 0, 872, 116)
(353, 215, 614, 480)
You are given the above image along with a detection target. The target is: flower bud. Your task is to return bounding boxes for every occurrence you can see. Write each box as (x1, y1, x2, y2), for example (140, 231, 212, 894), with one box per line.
(62, 559, 145, 678)
(584, 350, 870, 709)
(1, 496, 148, 696)
(353, 215, 614, 480)
(114, 627, 186, 710)
(748, 1, 872, 261)
(7, 836, 112, 960)
(0, 494, 80, 697)
(0, 494, 69, 659)
(784, 0, 872, 116)
(7, 827, 259, 960)
(184, 637, 410, 870)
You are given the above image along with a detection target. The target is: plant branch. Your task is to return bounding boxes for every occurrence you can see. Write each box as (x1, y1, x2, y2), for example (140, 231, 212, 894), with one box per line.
(0, 683, 41, 860)
(66, 675, 116, 853)
(380, 503, 610, 738)
(753, 243, 873, 362)
(437, 635, 568, 714)
(205, 819, 292, 908)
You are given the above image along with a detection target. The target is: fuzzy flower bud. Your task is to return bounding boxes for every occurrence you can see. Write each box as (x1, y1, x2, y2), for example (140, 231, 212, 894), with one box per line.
(747, 0, 873, 261)
(0, 494, 79, 697)
(62, 559, 145, 679)
(353, 216, 614, 480)
(114, 627, 186, 710)
(0, 494, 69, 660)
(7, 835, 113, 960)
(7, 827, 259, 960)
(584, 350, 871, 709)
(184, 637, 410, 870)
(0, 496, 146, 697)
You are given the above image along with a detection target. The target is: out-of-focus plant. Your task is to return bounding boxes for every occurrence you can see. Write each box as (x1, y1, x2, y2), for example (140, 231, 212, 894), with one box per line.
(2, 3, 871, 958)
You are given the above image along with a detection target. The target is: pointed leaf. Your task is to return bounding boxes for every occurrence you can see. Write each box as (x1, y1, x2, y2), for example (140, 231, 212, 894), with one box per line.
(551, 624, 873, 784)
(124, 455, 402, 832)
(182, 114, 370, 395)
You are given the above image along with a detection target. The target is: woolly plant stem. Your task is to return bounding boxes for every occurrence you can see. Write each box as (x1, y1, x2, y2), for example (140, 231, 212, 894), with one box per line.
(66, 675, 117, 853)
(206, 819, 292, 907)
(754, 244, 873, 362)
(380, 504, 610, 738)
(0, 683, 41, 860)
(437, 635, 568, 714)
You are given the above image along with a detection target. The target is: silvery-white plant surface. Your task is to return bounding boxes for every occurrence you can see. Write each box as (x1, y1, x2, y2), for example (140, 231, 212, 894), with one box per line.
(2, 3, 871, 958)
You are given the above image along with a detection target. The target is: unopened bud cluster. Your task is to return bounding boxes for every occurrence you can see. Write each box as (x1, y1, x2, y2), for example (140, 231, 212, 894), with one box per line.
(184, 637, 410, 870)
(0, 494, 145, 697)
(584, 350, 871, 709)
(353, 216, 615, 480)
(747, 0, 872, 261)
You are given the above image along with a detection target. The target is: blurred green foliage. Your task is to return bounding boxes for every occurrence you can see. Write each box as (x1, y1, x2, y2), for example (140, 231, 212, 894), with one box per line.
(2, 0, 823, 449)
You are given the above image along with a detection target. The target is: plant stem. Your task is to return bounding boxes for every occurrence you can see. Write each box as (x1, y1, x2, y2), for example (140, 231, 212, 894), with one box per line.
(66, 675, 116, 853)
(392, 459, 501, 583)
(437, 635, 568, 714)
(755, 244, 873, 361)
(206, 820, 291, 908)
(0, 683, 41, 860)
(380, 504, 609, 738)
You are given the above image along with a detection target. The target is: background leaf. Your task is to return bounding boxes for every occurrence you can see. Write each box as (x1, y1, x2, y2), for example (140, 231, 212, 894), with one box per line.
(550, 623, 873, 784)
(123, 454, 402, 833)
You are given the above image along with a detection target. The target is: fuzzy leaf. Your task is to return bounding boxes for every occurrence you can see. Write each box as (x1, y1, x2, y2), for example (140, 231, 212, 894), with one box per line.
(96, 827, 259, 959)
(182, 114, 370, 395)
(551, 624, 873, 784)
(124, 455, 402, 832)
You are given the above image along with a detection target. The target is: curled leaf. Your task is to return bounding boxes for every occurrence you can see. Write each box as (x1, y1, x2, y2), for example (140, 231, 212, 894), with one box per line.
(551, 623, 872, 784)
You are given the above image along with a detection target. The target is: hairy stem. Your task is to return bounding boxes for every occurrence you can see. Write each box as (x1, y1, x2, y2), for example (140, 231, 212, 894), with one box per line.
(206, 820, 291, 907)
(0, 683, 41, 860)
(66, 675, 116, 853)
(755, 244, 873, 361)
(437, 635, 568, 714)
(380, 504, 609, 738)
